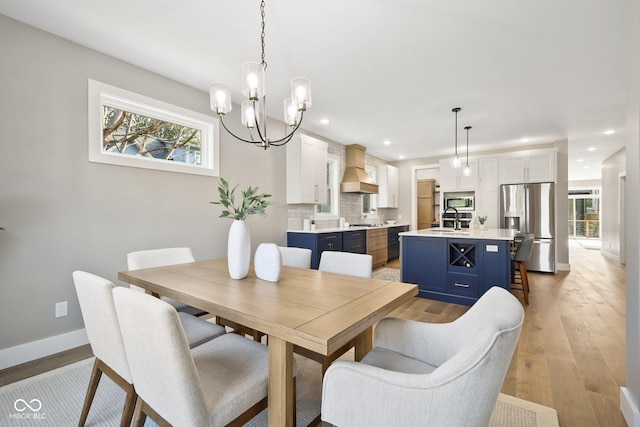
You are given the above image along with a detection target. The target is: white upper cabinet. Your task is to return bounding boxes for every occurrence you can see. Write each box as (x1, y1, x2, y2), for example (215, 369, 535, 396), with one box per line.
(439, 159, 478, 191)
(499, 150, 556, 184)
(286, 134, 328, 204)
(478, 157, 499, 192)
(377, 164, 399, 208)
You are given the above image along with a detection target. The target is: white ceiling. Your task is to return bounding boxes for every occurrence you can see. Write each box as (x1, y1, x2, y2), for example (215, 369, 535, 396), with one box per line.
(0, 0, 627, 181)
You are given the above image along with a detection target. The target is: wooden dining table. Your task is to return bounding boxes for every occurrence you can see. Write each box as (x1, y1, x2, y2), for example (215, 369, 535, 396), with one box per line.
(118, 258, 418, 427)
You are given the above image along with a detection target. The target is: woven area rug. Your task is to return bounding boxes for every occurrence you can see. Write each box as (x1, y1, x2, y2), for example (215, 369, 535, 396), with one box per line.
(0, 354, 558, 426)
(372, 267, 403, 281)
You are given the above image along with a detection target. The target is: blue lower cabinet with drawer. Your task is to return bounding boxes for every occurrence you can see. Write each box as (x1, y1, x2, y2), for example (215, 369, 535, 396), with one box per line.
(342, 230, 366, 254)
(446, 272, 479, 299)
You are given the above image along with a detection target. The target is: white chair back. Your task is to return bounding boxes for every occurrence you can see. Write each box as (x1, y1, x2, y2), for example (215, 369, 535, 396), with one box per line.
(279, 246, 312, 268)
(319, 251, 373, 278)
(72, 271, 131, 383)
(322, 286, 524, 427)
(127, 247, 195, 270)
(112, 287, 209, 426)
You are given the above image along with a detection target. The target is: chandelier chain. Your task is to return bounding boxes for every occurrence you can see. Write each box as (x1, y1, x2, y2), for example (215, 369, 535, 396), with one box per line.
(260, 0, 267, 69)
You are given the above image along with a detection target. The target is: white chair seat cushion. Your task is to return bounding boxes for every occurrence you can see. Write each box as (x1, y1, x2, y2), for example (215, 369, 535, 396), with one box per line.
(177, 312, 226, 348)
(190, 334, 270, 426)
(361, 347, 437, 375)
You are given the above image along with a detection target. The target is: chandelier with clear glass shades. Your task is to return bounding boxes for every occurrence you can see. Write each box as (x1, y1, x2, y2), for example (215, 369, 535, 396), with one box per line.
(209, 0, 311, 149)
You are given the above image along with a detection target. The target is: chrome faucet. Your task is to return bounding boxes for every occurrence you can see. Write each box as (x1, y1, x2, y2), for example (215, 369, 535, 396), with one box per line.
(443, 207, 461, 230)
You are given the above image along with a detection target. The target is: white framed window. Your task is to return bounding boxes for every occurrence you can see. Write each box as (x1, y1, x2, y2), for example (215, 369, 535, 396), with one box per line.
(88, 79, 220, 177)
(315, 154, 340, 219)
(362, 166, 378, 217)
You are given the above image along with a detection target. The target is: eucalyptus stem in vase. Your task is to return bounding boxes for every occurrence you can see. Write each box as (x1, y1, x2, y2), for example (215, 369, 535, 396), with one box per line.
(210, 178, 272, 279)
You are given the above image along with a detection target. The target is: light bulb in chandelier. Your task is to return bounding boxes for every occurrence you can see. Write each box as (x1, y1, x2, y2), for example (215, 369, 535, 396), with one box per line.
(210, 84, 232, 115)
(241, 100, 259, 129)
(284, 98, 299, 127)
(242, 62, 264, 101)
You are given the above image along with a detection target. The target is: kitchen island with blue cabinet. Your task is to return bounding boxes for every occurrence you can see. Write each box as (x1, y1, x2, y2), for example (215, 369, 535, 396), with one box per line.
(400, 228, 516, 305)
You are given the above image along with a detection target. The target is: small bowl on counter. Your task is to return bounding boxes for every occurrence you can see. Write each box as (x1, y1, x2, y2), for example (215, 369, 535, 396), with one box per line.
(386, 220, 397, 225)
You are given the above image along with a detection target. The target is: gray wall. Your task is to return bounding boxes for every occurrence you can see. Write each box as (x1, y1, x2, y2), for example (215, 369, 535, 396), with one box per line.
(553, 140, 570, 268)
(624, 0, 640, 418)
(601, 148, 626, 259)
(0, 15, 290, 351)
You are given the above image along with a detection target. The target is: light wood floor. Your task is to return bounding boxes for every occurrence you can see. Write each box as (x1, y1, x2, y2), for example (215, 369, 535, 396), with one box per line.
(387, 245, 627, 426)
(1, 246, 627, 426)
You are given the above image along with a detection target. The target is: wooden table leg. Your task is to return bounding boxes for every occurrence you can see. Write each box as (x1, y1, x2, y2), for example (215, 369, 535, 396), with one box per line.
(268, 336, 294, 427)
(354, 326, 373, 362)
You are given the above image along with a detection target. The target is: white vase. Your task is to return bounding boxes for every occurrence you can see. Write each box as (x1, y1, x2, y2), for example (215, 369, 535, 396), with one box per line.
(228, 219, 250, 279)
(254, 243, 282, 282)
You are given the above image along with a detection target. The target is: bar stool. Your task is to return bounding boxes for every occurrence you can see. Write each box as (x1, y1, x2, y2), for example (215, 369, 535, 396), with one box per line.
(512, 234, 534, 305)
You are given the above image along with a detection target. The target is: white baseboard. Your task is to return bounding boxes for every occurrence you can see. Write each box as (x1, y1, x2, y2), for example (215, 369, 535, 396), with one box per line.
(0, 328, 89, 370)
(602, 249, 621, 262)
(621, 387, 640, 427)
(556, 263, 570, 272)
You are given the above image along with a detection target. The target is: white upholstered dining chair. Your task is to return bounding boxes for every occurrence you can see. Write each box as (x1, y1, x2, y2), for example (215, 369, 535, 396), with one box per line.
(296, 251, 373, 374)
(278, 246, 312, 268)
(73, 271, 226, 427)
(318, 251, 373, 278)
(73, 271, 136, 427)
(126, 247, 203, 315)
(321, 286, 524, 427)
(112, 286, 271, 427)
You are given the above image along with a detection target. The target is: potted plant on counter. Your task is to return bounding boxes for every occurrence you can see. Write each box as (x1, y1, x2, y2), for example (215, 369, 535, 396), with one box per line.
(211, 178, 272, 279)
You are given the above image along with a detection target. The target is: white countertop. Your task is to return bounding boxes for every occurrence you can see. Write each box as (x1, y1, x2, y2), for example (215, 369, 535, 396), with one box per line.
(287, 223, 410, 234)
(399, 227, 517, 241)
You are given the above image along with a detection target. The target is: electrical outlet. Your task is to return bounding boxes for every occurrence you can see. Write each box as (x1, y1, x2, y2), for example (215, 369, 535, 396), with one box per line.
(55, 301, 68, 318)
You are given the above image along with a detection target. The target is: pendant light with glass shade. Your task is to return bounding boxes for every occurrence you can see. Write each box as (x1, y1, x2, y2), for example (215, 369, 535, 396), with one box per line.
(209, 0, 311, 149)
(463, 126, 472, 176)
(451, 107, 461, 168)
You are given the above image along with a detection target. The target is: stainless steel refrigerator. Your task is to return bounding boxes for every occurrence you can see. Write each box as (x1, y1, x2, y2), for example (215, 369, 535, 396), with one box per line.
(500, 182, 555, 273)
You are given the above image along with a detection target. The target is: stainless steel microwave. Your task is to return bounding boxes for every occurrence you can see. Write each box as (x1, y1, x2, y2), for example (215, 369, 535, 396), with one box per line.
(445, 196, 475, 211)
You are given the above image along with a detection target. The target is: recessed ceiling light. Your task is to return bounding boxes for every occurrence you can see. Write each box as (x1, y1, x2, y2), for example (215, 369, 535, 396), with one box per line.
(583, 166, 590, 169)
(577, 158, 585, 162)
(521, 138, 529, 143)
(383, 140, 391, 145)
(587, 147, 596, 151)
(398, 154, 405, 160)
(320, 118, 330, 125)
(603, 129, 615, 135)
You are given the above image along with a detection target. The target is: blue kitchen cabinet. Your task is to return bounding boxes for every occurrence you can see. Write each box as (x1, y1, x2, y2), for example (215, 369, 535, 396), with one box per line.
(387, 225, 409, 260)
(401, 236, 446, 295)
(287, 232, 342, 269)
(342, 230, 366, 254)
(480, 240, 511, 295)
(401, 235, 510, 305)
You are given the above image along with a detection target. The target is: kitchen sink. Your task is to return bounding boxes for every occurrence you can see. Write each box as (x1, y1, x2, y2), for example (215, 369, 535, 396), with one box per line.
(429, 228, 470, 235)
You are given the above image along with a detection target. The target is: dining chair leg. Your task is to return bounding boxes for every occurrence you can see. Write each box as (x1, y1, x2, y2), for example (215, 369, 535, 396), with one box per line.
(78, 358, 103, 427)
(131, 399, 147, 427)
(120, 383, 137, 427)
(517, 260, 530, 305)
